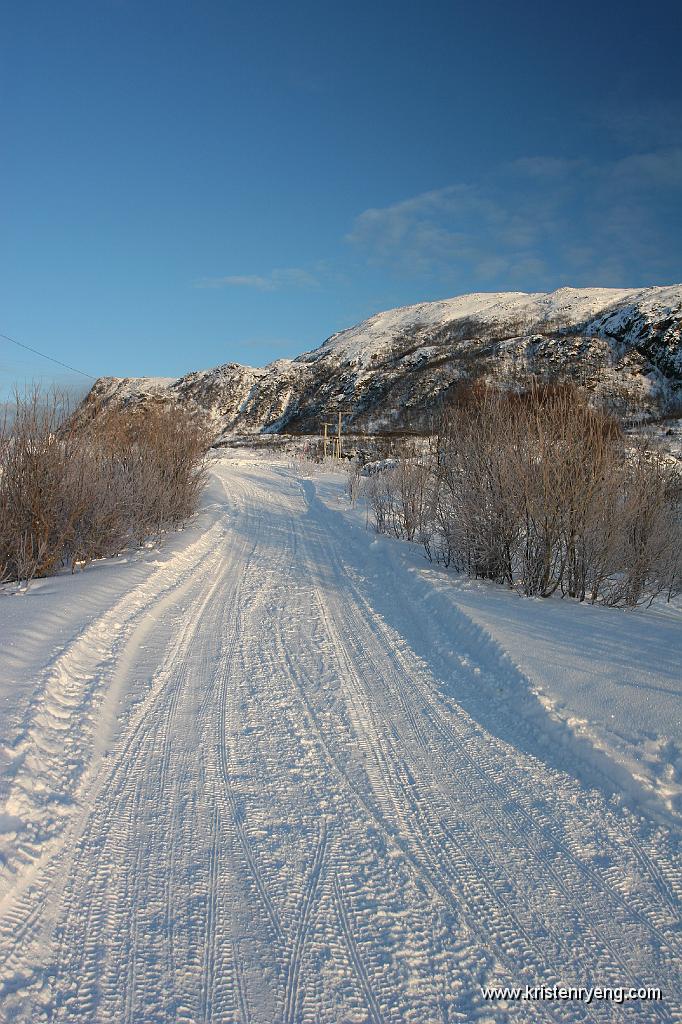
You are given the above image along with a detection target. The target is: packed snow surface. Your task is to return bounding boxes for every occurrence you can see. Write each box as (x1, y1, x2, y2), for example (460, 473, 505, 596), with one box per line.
(0, 452, 680, 1022)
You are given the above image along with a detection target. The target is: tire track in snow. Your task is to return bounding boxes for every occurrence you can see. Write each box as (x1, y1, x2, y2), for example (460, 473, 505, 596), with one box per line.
(310, 582, 588, 1003)
(15, 473, 258, 1021)
(0, 518, 226, 905)
(250, 493, 593, 1020)
(47, 521, 242, 1021)
(329, 582, 675, 991)
(0, 523, 232, 1012)
(344, 604, 671, 1015)
(282, 822, 329, 1024)
(332, 874, 385, 1024)
(296, 473, 680, 1021)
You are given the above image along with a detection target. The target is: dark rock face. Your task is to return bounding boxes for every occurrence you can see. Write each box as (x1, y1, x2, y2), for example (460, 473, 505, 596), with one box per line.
(79, 286, 682, 439)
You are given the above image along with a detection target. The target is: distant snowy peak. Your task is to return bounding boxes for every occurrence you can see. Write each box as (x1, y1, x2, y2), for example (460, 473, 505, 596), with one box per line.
(81, 284, 682, 438)
(304, 285, 682, 368)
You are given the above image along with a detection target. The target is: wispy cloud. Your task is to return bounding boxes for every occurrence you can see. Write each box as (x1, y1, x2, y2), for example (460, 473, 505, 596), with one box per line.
(611, 148, 682, 189)
(196, 267, 319, 291)
(198, 144, 681, 302)
(345, 182, 551, 283)
(346, 148, 682, 288)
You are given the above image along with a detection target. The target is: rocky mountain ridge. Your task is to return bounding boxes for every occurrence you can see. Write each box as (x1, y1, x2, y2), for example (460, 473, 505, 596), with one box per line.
(81, 285, 682, 439)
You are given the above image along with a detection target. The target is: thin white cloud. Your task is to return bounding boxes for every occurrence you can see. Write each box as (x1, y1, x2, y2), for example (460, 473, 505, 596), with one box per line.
(346, 182, 547, 281)
(611, 147, 682, 189)
(345, 185, 501, 276)
(346, 149, 682, 288)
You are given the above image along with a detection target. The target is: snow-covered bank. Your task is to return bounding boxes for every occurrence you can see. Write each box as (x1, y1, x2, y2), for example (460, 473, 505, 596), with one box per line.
(0, 451, 679, 1022)
(436, 578, 682, 822)
(312, 465, 682, 824)
(0, 465, 230, 750)
(0, 466, 232, 889)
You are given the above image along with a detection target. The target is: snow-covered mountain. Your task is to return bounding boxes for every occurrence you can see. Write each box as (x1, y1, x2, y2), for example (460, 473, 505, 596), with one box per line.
(82, 285, 682, 439)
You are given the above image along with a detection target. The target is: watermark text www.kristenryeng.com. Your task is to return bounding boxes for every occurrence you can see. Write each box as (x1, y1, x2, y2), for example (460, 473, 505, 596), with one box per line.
(481, 983, 662, 1005)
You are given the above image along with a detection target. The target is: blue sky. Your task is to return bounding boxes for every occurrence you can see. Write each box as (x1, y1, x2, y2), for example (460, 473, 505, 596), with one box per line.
(1, 0, 681, 392)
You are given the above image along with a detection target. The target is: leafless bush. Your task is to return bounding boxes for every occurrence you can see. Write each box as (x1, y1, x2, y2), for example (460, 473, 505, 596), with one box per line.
(0, 389, 209, 585)
(419, 380, 681, 606)
(345, 459, 363, 508)
(87, 404, 210, 540)
(365, 471, 392, 535)
(365, 458, 431, 542)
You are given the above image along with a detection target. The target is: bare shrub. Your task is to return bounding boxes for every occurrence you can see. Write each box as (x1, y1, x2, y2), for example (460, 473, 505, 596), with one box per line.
(0, 390, 209, 585)
(365, 458, 431, 542)
(392, 459, 431, 541)
(596, 447, 682, 606)
(87, 404, 210, 539)
(1, 389, 79, 582)
(423, 380, 681, 606)
(345, 458, 363, 508)
(427, 383, 522, 582)
(365, 470, 392, 535)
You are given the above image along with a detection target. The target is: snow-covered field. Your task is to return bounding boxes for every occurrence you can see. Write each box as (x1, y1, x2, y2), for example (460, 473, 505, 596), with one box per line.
(0, 452, 680, 1022)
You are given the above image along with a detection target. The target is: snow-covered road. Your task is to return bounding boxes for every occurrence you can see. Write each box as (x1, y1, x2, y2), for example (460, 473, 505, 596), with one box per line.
(0, 455, 680, 1022)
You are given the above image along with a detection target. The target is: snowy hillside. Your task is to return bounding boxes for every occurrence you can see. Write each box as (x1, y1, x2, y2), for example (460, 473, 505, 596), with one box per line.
(308, 286, 653, 365)
(81, 284, 682, 438)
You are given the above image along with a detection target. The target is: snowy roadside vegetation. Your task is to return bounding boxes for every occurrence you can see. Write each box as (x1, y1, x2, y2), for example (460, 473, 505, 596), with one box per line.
(0, 389, 209, 586)
(294, 455, 682, 825)
(358, 381, 681, 608)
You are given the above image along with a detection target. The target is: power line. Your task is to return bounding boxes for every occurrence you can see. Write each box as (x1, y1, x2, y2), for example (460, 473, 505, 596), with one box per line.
(0, 330, 96, 381)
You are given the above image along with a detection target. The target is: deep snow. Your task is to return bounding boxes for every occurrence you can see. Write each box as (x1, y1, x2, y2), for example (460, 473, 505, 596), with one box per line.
(0, 451, 680, 1022)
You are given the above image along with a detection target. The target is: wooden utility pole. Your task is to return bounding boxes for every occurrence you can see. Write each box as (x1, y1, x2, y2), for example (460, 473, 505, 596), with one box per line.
(322, 422, 334, 460)
(323, 411, 350, 460)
